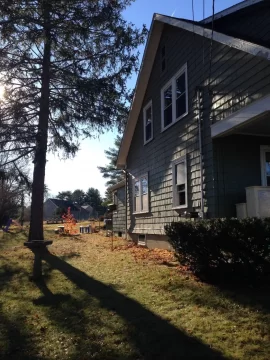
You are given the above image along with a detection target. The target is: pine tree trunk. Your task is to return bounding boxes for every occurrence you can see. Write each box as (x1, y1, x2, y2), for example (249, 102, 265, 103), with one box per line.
(28, 3, 51, 242)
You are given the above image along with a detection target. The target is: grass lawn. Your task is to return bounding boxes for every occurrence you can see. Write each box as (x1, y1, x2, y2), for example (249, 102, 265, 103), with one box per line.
(0, 224, 269, 359)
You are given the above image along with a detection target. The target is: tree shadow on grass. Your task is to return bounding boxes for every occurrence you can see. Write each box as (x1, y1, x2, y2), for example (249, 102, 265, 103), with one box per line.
(32, 278, 128, 359)
(0, 307, 47, 360)
(0, 258, 29, 291)
(216, 282, 270, 314)
(41, 250, 228, 359)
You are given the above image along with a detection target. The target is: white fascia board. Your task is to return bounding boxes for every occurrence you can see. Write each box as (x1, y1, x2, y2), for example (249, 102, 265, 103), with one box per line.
(202, 0, 263, 24)
(108, 180, 126, 192)
(211, 94, 270, 138)
(157, 14, 270, 61)
(117, 19, 164, 168)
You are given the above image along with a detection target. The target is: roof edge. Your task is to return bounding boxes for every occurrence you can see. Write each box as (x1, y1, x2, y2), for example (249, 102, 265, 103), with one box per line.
(108, 180, 126, 192)
(201, 0, 263, 24)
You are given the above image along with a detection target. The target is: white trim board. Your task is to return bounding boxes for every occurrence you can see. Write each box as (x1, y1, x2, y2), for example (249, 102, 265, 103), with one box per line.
(108, 180, 125, 192)
(117, 10, 270, 168)
(211, 94, 270, 138)
(202, 0, 263, 24)
(157, 14, 270, 61)
(117, 19, 164, 168)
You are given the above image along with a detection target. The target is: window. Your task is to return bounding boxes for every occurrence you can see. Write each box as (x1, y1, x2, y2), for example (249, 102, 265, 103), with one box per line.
(260, 145, 270, 186)
(161, 45, 166, 72)
(161, 64, 188, 131)
(143, 101, 153, 144)
(138, 234, 146, 246)
(133, 173, 149, 214)
(172, 156, 188, 208)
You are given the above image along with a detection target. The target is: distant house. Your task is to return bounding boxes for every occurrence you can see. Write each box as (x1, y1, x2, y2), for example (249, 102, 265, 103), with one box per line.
(43, 198, 92, 221)
(81, 205, 97, 219)
(113, 1, 270, 249)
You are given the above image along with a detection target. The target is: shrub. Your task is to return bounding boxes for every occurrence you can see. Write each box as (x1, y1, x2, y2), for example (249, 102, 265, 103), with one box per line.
(165, 218, 270, 284)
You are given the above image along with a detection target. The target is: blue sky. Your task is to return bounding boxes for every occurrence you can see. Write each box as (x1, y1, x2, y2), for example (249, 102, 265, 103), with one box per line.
(45, 0, 241, 198)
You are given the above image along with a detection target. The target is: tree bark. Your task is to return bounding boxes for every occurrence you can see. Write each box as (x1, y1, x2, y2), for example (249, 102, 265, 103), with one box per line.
(28, 3, 51, 241)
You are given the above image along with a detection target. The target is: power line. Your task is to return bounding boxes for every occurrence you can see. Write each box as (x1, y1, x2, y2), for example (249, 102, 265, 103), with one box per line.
(208, 0, 215, 89)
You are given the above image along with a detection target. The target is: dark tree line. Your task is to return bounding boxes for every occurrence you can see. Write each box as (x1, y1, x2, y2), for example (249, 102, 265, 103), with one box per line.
(98, 134, 124, 204)
(0, 155, 31, 227)
(56, 187, 105, 214)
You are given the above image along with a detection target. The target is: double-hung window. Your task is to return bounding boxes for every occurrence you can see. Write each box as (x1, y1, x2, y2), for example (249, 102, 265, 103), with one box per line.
(172, 156, 188, 208)
(143, 101, 153, 144)
(161, 64, 188, 131)
(133, 173, 149, 214)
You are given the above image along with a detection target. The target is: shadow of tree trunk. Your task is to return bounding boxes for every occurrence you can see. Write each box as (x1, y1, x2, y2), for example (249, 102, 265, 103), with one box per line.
(41, 250, 228, 359)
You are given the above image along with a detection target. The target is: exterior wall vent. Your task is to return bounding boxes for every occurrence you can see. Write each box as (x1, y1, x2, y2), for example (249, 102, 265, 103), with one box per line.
(138, 234, 146, 246)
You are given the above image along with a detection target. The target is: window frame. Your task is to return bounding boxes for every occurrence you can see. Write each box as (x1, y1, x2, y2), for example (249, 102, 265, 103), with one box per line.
(260, 145, 270, 186)
(161, 63, 188, 132)
(143, 100, 153, 145)
(172, 156, 188, 209)
(132, 173, 149, 214)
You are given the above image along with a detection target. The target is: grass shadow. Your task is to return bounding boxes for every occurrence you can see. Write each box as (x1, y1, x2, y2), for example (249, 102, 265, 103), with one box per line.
(32, 277, 139, 359)
(216, 282, 270, 314)
(0, 301, 49, 360)
(41, 250, 228, 359)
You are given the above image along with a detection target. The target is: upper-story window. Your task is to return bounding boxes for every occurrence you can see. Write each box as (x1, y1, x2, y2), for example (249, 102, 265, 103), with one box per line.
(161, 63, 188, 131)
(133, 173, 149, 214)
(143, 100, 153, 144)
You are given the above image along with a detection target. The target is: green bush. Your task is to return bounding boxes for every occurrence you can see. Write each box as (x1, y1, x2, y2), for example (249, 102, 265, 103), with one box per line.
(165, 218, 270, 284)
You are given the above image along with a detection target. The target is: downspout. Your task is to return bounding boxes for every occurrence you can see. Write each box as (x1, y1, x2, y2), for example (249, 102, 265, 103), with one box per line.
(124, 167, 128, 240)
(197, 87, 204, 219)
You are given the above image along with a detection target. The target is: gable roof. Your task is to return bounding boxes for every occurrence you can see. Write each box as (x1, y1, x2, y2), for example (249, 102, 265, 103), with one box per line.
(201, 0, 263, 24)
(48, 198, 79, 211)
(81, 205, 93, 212)
(117, 10, 270, 168)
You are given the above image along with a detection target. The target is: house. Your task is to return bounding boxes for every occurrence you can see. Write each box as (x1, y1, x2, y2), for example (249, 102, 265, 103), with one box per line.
(81, 205, 97, 219)
(108, 180, 126, 237)
(43, 198, 91, 221)
(114, 0, 270, 249)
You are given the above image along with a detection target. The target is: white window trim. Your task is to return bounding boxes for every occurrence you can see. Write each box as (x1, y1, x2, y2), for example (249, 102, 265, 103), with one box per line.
(133, 173, 149, 214)
(138, 234, 146, 246)
(260, 145, 270, 186)
(143, 100, 153, 145)
(172, 156, 188, 209)
(161, 63, 188, 132)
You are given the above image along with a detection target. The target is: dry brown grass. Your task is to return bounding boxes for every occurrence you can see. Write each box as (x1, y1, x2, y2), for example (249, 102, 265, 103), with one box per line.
(0, 225, 269, 359)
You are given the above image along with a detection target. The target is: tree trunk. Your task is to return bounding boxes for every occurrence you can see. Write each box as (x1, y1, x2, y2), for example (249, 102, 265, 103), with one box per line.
(28, 3, 51, 242)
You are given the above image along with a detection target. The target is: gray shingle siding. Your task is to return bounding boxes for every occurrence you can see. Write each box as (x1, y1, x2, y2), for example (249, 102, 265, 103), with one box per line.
(210, 2, 270, 48)
(213, 135, 270, 217)
(112, 186, 126, 234)
(126, 17, 270, 234)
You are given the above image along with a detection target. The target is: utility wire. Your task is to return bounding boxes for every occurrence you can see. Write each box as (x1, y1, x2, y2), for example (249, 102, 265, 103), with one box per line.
(192, 0, 195, 53)
(202, 0, 205, 84)
(208, 0, 215, 89)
